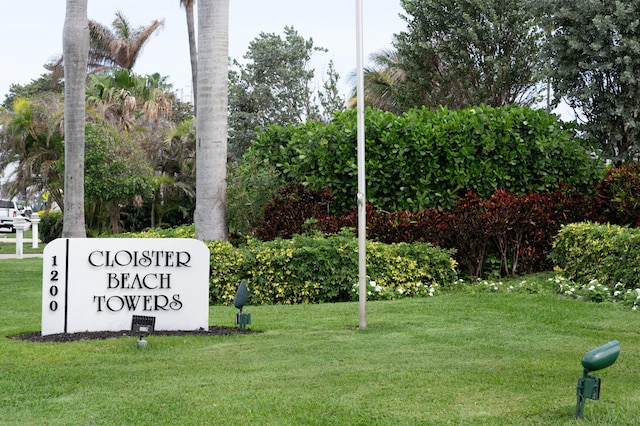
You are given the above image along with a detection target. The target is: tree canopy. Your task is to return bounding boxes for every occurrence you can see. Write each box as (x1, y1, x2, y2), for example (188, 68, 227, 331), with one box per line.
(548, 0, 640, 164)
(88, 11, 164, 71)
(390, 0, 546, 111)
(227, 26, 344, 160)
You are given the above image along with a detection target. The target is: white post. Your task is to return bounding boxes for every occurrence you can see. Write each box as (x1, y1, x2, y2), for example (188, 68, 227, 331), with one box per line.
(31, 213, 40, 248)
(14, 216, 26, 259)
(356, 0, 367, 329)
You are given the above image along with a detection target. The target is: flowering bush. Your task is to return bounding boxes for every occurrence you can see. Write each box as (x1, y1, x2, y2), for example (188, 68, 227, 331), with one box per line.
(461, 277, 556, 295)
(353, 278, 439, 301)
(555, 276, 640, 310)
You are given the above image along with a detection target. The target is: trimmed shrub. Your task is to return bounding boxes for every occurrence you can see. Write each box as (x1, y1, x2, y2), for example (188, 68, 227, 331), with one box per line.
(549, 222, 640, 290)
(116, 224, 196, 239)
(248, 105, 606, 213)
(257, 184, 335, 240)
(208, 231, 458, 305)
(270, 185, 591, 278)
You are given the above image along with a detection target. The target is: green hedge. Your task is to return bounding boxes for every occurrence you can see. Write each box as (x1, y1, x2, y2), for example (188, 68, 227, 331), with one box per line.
(207, 231, 458, 305)
(550, 222, 640, 290)
(121, 226, 458, 305)
(248, 105, 605, 212)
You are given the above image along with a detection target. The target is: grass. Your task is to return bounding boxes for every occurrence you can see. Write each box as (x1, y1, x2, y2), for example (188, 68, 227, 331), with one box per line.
(1, 258, 639, 425)
(0, 230, 44, 255)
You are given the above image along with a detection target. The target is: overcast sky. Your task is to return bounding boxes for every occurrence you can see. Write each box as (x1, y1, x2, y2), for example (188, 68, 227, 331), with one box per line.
(0, 0, 407, 103)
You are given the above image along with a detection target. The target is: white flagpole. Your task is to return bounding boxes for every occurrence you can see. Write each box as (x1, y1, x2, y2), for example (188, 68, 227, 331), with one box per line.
(356, 0, 367, 329)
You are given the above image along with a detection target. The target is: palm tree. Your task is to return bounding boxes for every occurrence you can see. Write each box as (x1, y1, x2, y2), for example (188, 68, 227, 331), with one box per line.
(195, 0, 229, 241)
(85, 69, 173, 131)
(150, 119, 196, 228)
(0, 95, 65, 210)
(62, 0, 89, 238)
(88, 11, 164, 71)
(180, 0, 198, 115)
(348, 49, 405, 113)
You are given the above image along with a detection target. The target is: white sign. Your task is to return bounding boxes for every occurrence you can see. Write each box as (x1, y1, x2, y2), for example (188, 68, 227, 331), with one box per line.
(42, 238, 210, 336)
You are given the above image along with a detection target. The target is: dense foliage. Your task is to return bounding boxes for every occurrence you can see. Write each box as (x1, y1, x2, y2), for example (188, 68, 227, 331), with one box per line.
(207, 231, 457, 305)
(83, 123, 155, 234)
(548, 0, 640, 164)
(550, 222, 640, 295)
(249, 105, 606, 213)
(0, 95, 65, 208)
(228, 26, 343, 160)
(393, 0, 546, 110)
(226, 156, 284, 238)
(120, 226, 457, 305)
(258, 184, 592, 278)
(38, 210, 63, 243)
(593, 161, 640, 227)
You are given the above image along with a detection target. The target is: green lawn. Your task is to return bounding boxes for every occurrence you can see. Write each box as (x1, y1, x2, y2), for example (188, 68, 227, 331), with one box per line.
(0, 229, 44, 256)
(1, 258, 638, 425)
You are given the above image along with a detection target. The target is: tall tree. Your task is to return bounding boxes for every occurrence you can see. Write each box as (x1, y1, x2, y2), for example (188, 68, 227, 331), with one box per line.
(180, 0, 198, 115)
(62, 0, 89, 238)
(195, 0, 229, 241)
(395, 0, 546, 110)
(228, 27, 344, 159)
(88, 11, 164, 71)
(548, 0, 640, 164)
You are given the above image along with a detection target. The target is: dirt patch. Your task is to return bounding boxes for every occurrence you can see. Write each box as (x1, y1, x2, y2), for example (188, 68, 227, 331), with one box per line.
(8, 326, 255, 343)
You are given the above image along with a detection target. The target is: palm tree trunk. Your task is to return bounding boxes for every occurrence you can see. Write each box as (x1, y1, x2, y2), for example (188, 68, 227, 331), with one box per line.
(184, 0, 198, 115)
(62, 0, 89, 238)
(195, 0, 229, 241)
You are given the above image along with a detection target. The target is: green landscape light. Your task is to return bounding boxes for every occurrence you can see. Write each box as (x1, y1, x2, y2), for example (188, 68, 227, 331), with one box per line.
(234, 280, 251, 330)
(575, 340, 620, 419)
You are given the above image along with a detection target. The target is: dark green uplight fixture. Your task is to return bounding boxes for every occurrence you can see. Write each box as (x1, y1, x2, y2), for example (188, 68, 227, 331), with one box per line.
(234, 280, 251, 330)
(575, 340, 620, 419)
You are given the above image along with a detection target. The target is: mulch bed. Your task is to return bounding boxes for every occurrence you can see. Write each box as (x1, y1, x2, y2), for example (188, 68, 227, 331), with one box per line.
(8, 326, 255, 343)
